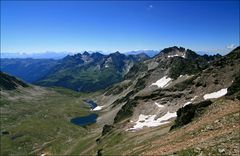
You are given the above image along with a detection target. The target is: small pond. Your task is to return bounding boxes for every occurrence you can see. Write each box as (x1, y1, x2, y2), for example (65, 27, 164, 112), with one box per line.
(84, 99, 97, 109)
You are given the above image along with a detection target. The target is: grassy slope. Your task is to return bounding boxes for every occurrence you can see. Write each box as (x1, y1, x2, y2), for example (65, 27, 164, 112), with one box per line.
(0, 86, 102, 155)
(37, 66, 122, 92)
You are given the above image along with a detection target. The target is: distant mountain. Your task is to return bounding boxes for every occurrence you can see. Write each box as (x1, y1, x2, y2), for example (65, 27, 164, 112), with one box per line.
(0, 72, 28, 90)
(0, 58, 58, 83)
(1, 52, 72, 59)
(125, 50, 159, 57)
(35, 52, 149, 92)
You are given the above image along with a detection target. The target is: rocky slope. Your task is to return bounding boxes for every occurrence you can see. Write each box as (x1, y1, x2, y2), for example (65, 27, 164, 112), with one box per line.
(91, 46, 239, 155)
(95, 46, 226, 125)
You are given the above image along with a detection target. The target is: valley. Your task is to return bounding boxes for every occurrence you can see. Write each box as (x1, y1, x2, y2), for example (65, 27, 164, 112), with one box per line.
(1, 1, 239, 155)
(0, 77, 102, 155)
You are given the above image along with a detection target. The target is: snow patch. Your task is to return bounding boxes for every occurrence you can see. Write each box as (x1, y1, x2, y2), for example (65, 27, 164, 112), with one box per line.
(158, 111, 177, 123)
(178, 74, 193, 79)
(154, 102, 164, 108)
(191, 96, 198, 101)
(151, 76, 172, 88)
(167, 53, 186, 58)
(182, 96, 198, 107)
(91, 106, 103, 111)
(127, 111, 177, 131)
(183, 101, 192, 107)
(183, 53, 186, 58)
(203, 88, 228, 100)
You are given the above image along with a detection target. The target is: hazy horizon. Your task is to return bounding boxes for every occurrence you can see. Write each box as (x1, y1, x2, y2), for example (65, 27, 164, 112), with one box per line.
(1, 1, 239, 55)
(1, 46, 237, 56)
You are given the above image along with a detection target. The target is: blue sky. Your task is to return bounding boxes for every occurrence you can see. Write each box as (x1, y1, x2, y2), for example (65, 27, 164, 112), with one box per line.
(1, 1, 239, 55)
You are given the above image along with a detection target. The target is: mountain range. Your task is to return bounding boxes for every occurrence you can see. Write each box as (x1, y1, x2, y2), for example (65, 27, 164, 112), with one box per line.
(1, 52, 72, 59)
(1, 52, 149, 92)
(1, 46, 239, 155)
(1, 50, 158, 59)
(125, 50, 159, 57)
(1, 48, 222, 92)
(35, 52, 149, 92)
(0, 58, 58, 83)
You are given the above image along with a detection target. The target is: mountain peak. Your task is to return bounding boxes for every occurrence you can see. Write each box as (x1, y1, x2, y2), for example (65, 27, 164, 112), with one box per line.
(154, 46, 202, 60)
(91, 52, 104, 56)
(109, 51, 125, 58)
(91, 52, 105, 60)
(82, 51, 90, 56)
(72, 53, 82, 58)
(156, 46, 187, 59)
(112, 51, 121, 55)
(136, 52, 149, 58)
(161, 46, 186, 54)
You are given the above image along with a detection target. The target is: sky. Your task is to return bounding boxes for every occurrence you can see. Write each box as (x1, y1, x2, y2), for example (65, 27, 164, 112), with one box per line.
(1, 1, 239, 55)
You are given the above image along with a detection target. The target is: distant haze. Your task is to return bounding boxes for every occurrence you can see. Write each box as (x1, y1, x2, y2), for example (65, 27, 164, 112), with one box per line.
(1, 52, 72, 59)
(1, 50, 159, 59)
(1, 48, 228, 59)
(1, 1, 239, 55)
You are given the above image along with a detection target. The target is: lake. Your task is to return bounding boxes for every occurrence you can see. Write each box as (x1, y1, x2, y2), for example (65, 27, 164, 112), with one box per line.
(71, 100, 99, 126)
(71, 114, 98, 126)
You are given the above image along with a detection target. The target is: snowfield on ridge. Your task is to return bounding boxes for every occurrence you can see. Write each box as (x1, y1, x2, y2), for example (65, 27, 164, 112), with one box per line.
(203, 88, 228, 100)
(127, 111, 177, 131)
(150, 76, 172, 88)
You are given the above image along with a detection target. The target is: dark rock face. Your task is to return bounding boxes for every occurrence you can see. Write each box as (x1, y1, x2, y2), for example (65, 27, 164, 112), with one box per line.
(0, 72, 28, 90)
(227, 73, 240, 100)
(97, 149, 103, 156)
(170, 100, 212, 130)
(1, 131, 10, 135)
(114, 99, 137, 123)
(102, 124, 114, 136)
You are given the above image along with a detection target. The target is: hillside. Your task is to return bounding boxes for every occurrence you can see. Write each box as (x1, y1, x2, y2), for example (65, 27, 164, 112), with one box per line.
(95, 46, 226, 125)
(36, 52, 149, 92)
(0, 58, 58, 83)
(0, 72, 28, 90)
(89, 46, 239, 155)
(0, 73, 102, 155)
